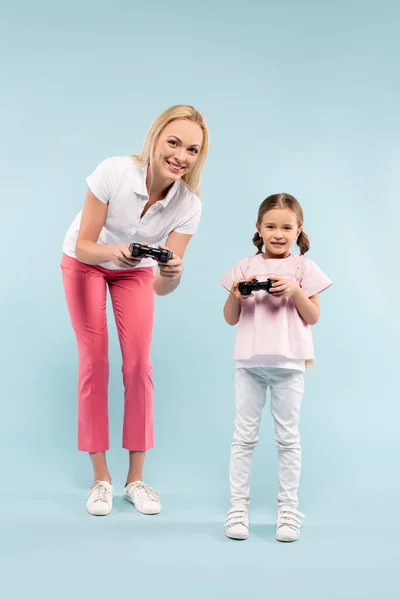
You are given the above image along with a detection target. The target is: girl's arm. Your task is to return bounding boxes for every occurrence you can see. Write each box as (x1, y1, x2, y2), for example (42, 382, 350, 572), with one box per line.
(223, 291, 242, 325)
(292, 289, 320, 325)
(269, 277, 320, 325)
(223, 276, 256, 325)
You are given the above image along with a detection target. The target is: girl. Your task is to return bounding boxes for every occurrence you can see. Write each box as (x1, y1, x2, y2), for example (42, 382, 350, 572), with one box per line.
(61, 105, 209, 516)
(220, 193, 332, 542)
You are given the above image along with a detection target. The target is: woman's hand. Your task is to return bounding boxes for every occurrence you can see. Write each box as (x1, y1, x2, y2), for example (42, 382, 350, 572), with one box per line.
(230, 275, 257, 300)
(109, 244, 142, 269)
(269, 277, 300, 298)
(158, 245, 184, 278)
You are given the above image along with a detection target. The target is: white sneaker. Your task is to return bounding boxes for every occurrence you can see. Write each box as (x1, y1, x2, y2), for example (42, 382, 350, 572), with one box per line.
(124, 481, 161, 515)
(224, 507, 249, 540)
(275, 505, 305, 542)
(86, 481, 113, 516)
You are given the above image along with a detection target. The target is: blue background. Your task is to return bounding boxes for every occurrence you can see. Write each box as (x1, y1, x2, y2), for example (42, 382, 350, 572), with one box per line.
(1, 0, 399, 597)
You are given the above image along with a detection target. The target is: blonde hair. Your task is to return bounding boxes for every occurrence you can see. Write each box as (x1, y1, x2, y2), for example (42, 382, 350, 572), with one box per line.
(131, 105, 209, 196)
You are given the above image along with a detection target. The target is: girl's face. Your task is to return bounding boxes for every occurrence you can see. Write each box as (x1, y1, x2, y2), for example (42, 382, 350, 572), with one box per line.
(152, 119, 203, 184)
(257, 208, 301, 258)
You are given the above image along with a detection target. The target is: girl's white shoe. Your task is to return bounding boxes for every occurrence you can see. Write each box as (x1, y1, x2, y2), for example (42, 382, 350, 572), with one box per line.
(275, 506, 305, 542)
(224, 507, 249, 540)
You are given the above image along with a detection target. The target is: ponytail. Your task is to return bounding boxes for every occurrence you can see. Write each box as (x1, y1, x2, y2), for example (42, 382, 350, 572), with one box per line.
(252, 231, 264, 254)
(297, 231, 310, 255)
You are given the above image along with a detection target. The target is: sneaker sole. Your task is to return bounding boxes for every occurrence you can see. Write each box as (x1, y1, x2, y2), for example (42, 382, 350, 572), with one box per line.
(275, 534, 299, 542)
(124, 494, 161, 515)
(86, 505, 112, 516)
(225, 529, 249, 541)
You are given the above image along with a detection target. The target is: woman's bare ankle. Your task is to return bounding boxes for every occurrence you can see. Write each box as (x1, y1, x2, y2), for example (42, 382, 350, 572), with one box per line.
(89, 452, 111, 484)
(126, 473, 143, 485)
(93, 473, 112, 484)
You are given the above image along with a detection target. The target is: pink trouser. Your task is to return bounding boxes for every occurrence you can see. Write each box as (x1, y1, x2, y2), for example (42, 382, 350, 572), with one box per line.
(61, 253, 155, 452)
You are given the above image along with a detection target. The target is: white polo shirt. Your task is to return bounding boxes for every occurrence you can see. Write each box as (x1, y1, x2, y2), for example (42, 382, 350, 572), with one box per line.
(62, 156, 202, 269)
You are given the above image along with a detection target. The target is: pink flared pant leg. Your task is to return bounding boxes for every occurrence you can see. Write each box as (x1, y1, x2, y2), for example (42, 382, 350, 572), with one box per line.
(61, 253, 155, 452)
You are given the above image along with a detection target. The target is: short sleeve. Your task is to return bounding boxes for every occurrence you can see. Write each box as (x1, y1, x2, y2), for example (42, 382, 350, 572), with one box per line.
(173, 205, 202, 235)
(300, 258, 333, 297)
(219, 259, 249, 292)
(86, 158, 115, 204)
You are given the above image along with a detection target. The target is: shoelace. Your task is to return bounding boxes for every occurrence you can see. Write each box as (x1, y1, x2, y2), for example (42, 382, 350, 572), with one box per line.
(131, 481, 159, 503)
(89, 482, 111, 504)
(277, 507, 305, 531)
(225, 509, 248, 529)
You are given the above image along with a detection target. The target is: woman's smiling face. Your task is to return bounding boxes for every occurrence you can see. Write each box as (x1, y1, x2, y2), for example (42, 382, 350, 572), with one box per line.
(152, 119, 204, 184)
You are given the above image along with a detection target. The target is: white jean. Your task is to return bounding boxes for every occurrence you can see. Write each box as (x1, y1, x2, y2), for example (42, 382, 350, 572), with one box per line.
(230, 367, 304, 509)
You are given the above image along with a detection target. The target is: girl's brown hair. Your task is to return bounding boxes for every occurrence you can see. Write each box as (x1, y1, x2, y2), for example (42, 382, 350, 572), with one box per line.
(252, 193, 310, 255)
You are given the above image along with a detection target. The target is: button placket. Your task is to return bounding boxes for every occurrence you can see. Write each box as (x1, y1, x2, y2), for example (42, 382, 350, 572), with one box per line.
(139, 197, 148, 220)
(141, 202, 161, 223)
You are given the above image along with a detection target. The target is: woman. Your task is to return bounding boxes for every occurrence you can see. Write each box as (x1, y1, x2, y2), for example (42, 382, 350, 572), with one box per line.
(61, 105, 209, 516)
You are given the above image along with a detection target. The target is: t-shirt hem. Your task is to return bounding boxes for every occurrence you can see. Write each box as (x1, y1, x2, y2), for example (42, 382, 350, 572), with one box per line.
(234, 355, 308, 372)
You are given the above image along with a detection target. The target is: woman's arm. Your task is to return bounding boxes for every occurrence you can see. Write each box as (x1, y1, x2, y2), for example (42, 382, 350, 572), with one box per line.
(75, 189, 140, 267)
(153, 231, 192, 296)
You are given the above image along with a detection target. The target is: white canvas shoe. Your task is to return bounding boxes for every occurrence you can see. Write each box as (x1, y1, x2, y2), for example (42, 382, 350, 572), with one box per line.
(124, 481, 161, 515)
(86, 481, 113, 516)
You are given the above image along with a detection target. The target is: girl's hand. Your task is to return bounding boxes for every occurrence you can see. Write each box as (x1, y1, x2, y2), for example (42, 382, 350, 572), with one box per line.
(230, 275, 257, 300)
(110, 243, 143, 268)
(269, 277, 300, 298)
(158, 245, 184, 278)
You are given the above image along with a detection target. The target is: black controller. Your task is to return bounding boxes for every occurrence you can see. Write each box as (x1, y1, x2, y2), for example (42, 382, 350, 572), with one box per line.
(129, 243, 173, 264)
(238, 278, 274, 296)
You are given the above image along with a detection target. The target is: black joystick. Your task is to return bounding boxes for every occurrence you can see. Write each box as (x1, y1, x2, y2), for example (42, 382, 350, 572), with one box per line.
(129, 243, 173, 264)
(238, 278, 274, 296)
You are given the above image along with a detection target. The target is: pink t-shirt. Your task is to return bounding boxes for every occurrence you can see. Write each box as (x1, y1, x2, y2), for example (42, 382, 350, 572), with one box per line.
(220, 253, 332, 366)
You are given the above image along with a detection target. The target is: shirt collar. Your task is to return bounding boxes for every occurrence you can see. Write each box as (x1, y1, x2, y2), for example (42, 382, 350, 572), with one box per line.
(132, 163, 182, 207)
